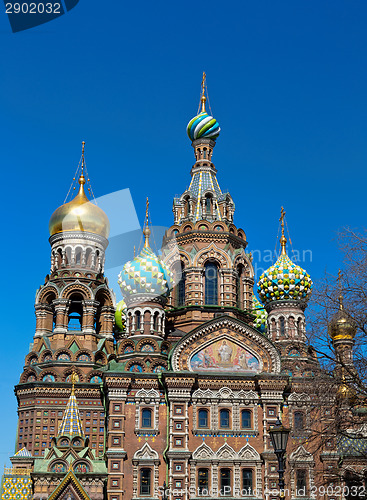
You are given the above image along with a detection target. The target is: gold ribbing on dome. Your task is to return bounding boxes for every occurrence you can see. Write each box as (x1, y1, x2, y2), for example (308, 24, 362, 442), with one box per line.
(143, 197, 151, 248)
(279, 206, 287, 255)
(201, 71, 207, 113)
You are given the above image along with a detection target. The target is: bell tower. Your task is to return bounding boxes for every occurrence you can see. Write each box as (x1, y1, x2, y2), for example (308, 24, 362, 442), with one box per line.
(16, 144, 115, 458)
(163, 74, 255, 335)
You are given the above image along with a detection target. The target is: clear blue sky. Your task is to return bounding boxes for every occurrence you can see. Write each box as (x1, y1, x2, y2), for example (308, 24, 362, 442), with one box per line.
(1, 0, 366, 464)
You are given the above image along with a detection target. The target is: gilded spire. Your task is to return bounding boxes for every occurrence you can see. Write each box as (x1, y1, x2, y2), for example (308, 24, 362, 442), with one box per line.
(143, 197, 151, 248)
(77, 141, 87, 196)
(279, 206, 287, 255)
(201, 71, 207, 113)
(58, 373, 84, 437)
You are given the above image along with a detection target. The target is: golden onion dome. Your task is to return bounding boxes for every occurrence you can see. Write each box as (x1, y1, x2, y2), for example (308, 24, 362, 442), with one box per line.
(328, 296, 357, 341)
(49, 175, 110, 239)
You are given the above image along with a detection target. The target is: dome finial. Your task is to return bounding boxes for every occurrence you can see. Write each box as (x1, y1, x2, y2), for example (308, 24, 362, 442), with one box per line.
(78, 141, 86, 189)
(201, 71, 207, 113)
(279, 206, 287, 255)
(70, 371, 78, 396)
(143, 197, 151, 248)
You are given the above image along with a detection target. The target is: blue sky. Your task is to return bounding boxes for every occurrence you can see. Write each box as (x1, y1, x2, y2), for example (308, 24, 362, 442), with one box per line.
(1, 0, 367, 463)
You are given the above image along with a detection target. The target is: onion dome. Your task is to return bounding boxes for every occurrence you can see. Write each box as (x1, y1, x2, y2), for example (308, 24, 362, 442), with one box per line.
(187, 111, 220, 141)
(257, 211, 312, 305)
(49, 174, 110, 239)
(329, 296, 357, 340)
(252, 296, 268, 333)
(118, 208, 173, 298)
(115, 299, 127, 332)
(186, 72, 220, 141)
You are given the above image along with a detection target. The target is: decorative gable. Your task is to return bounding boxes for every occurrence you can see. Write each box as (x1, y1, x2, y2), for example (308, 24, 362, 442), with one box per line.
(171, 316, 281, 373)
(133, 443, 159, 461)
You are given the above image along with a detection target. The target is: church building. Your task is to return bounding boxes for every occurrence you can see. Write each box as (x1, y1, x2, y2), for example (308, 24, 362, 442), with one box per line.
(2, 76, 367, 500)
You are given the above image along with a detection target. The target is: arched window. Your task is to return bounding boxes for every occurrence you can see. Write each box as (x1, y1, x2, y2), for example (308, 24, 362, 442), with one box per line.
(220, 409, 230, 428)
(135, 311, 141, 330)
(294, 412, 304, 431)
(141, 409, 152, 428)
(242, 469, 253, 495)
(68, 294, 83, 331)
(203, 147, 207, 159)
(198, 409, 209, 428)
(220, 469, 231, 495)
(140, 468, 151, 496)
(241, 410, 251, 429)
(198, 468, 209, 494)
(205, 262, 218, 305)
(280, 317, 285, 336)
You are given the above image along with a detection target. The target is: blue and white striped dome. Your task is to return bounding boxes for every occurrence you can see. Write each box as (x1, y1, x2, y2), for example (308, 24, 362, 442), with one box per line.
(118, 246, 173, 298)
(187, 111, 220, 141)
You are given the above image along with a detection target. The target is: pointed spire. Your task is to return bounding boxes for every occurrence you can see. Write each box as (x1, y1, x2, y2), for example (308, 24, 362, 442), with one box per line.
(76, 141, 88, 199)
(58, 373, 84, 437)
(143, 197, 151, 248)
(200, 71, 207, 113)
(279, 206, 287, 255)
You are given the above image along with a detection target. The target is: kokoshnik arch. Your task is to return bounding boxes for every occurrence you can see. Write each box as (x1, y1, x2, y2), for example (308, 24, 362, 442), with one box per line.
(2, 75, 367, 500)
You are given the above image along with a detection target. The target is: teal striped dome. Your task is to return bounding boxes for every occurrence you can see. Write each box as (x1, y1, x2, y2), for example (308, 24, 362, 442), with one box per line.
(187, 111, 220, 141)
(257, 252, 312, 305)
(252, 296, 268, 333)
(118, 246, 173, 298)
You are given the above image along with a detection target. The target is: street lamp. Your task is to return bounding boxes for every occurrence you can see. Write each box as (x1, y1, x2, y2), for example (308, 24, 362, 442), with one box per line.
(268, 416, 290, 499)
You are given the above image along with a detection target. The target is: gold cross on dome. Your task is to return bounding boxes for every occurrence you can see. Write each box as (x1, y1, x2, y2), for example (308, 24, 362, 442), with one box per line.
(279, 206, 286, 234)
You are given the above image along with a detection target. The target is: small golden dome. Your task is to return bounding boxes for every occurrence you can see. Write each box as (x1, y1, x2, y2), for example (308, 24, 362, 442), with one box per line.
(49, 175, 110, 239)
(328, 296, 357, 340)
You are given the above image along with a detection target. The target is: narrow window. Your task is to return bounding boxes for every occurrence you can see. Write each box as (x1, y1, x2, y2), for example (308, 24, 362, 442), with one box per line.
(205, 262, 218, 305)
(205, 195, 212, 214)
(220, 469, 231, 495)
(140, 468, 151, 496)
(296, 469, 307, 496)
(294, 412, 304, 431)
(153, 312, 158, 331)
(280, 317, 285, 336)
(242, 469, 253, 495)
(297, 318, 302, 336)
(135, 311, 141, 330)
(220, 409, 230, 429)
(177, 263, 185, 307)
(198, 468, 209, 495)
(141, 409, 152, 428)
(236, 265, 243, 309)
(241, 410, 251, 429)
(198, 409, 208, 428)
